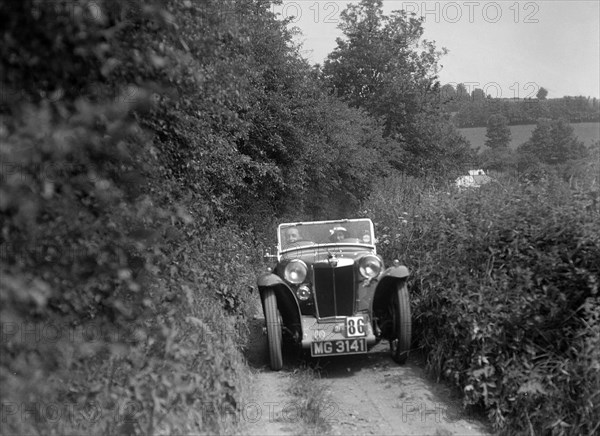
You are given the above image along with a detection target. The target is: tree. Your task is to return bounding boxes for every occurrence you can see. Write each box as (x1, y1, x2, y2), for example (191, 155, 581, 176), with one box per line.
(322, 0, 444, 136)
(485, 114, 511, 149)
(518, 118, 587, 165)
(440, 83, 456, 102)
(536, 87, 548, 100)
(456, 83, 470, 100)
(322, 0, 472, 178)
(471, 88, 485, 101)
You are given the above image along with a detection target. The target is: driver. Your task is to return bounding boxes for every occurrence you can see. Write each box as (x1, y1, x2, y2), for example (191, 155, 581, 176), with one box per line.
(284, 227, 301, 245)
(329, 226, 348, 242)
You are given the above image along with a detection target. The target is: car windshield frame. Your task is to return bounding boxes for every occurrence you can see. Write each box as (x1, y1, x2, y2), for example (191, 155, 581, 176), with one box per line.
(277, 218, 376, 259)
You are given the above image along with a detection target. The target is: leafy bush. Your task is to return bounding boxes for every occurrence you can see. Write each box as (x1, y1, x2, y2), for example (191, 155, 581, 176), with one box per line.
(364, 171, 600, 434)
(1, 1, 270, 434)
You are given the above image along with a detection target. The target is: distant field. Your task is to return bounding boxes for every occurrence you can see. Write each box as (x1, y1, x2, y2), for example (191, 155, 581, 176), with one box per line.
(459, 122, 600, 151)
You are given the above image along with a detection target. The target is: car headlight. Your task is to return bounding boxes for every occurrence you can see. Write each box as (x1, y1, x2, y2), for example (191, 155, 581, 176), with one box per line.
(296, 284, 311, 301)
(359, 255, 382, 278)
(284, 259, 308, 284)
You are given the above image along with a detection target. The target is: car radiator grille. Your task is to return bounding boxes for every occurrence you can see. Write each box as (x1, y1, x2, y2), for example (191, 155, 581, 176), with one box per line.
(313, 263, 355, 318)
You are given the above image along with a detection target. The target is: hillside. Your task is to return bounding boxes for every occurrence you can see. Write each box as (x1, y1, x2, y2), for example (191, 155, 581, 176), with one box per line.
(448, 95, 600, 128)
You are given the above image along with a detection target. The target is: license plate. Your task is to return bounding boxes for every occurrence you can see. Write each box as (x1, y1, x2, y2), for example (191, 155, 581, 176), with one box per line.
(311, 338, 367, 356)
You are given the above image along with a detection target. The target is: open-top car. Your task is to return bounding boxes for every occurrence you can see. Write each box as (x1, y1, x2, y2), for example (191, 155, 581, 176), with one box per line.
(257, 218, 411, 370)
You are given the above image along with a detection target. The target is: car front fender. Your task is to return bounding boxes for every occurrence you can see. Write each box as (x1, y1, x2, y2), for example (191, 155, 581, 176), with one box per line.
(257, 273, 302, 340)
(380, 265, 410, 280)
(371, 265, 410, 329)
(257, 272, 288, 288)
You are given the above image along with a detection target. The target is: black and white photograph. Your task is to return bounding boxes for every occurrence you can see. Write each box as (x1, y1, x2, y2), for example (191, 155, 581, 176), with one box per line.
(1, 1, 598, 435)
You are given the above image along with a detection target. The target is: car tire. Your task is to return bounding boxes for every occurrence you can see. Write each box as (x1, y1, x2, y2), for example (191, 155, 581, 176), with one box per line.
(263, 288, 283, 370)
(390, 282, 411, 364)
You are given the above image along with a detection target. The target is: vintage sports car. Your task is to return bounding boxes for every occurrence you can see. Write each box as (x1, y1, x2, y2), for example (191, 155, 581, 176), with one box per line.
(257, 218, 411, 370)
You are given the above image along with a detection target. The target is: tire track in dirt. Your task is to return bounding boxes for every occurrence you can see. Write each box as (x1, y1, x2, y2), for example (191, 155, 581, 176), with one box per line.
(245, 315, 492, 436)
(242, 315, 300, 436)
(319, 343, 491, 435)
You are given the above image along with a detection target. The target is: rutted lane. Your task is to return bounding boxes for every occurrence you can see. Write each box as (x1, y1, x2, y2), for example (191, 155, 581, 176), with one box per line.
(319, 343, 491, 436)
(245, 316, 491, 436)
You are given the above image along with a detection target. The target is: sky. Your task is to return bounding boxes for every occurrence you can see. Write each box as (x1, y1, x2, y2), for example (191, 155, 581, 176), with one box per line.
(274, 0, 600, 99)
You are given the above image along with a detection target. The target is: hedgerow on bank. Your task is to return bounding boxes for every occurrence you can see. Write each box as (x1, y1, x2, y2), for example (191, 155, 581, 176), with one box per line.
(365, 170, 600, 434)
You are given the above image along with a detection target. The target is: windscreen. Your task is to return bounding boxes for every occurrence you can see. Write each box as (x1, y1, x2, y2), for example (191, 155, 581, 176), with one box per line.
(278, 219, 375, 252)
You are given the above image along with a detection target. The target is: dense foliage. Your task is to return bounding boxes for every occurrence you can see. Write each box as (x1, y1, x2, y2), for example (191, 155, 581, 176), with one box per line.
(518, 118, 589, 165)
(365, 168, 600, 434)
(484, 114, 511, 150)
(444, 89, 600, 128)
(479, 118, 593, 180)
(0, 1, 268, 433)
(322, 0, 475, 178)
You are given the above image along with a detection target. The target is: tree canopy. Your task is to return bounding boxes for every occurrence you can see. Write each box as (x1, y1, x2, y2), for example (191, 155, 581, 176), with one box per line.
(519, 118, 588, 165)
(322, 0, 473, 177)
(323, 0, 442, 134)
(536, 87, 548, 100)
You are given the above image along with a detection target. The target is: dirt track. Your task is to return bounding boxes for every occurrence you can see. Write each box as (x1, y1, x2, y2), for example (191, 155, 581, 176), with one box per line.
(243, 318, 492, 436)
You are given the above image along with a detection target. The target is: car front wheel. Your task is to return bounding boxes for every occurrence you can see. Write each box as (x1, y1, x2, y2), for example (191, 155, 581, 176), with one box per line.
(263, 288, 283, 370)
(390, 282, 411, 364)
